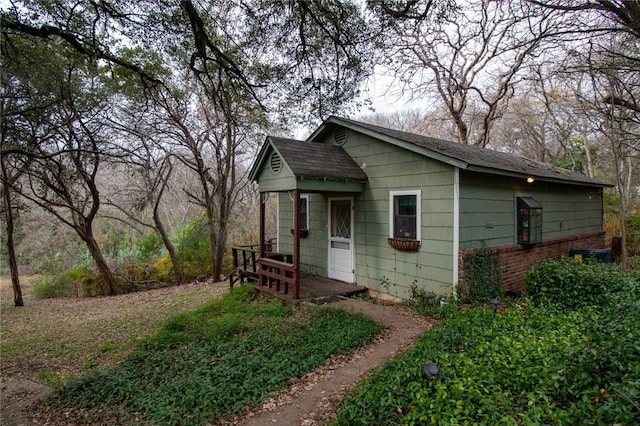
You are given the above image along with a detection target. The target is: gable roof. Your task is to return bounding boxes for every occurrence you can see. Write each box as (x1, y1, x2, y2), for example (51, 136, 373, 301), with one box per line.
(308, 116, 611, 188)
(248, 136, 367, 183)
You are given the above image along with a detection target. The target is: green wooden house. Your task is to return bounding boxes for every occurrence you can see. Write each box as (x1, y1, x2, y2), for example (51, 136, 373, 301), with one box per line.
(248, 116, 610, 301)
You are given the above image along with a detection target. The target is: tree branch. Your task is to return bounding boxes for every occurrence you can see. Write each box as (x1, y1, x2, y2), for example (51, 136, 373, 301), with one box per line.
(0, 16, 163, 86)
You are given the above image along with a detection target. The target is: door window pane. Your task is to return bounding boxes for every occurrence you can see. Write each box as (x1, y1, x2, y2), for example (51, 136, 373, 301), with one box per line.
(331, 200, 351, 238)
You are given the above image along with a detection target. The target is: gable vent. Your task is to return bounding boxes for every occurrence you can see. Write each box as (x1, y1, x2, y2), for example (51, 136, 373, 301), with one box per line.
(270, 152, 282, 173)
(334, 127, 348, 146)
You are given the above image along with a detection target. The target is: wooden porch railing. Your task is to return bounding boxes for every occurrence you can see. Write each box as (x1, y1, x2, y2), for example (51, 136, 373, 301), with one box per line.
(229, 240, 299, 299)
(258, 254, 298, 299)
(229, 239, 276, 287)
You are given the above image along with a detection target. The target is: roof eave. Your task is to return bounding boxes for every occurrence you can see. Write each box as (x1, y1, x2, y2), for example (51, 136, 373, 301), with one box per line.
(312, 117, 469, 169)
(248, 137, 274, 182)
(297, 175, 368, 183)
(305, 122, 329, 143)
(466, 165, 613, 188)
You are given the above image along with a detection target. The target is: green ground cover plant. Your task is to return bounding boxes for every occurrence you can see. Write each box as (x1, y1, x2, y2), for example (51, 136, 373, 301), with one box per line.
(525, 257, 627, 310)
(45, 286, 384, 425)
(330, 261, 639, 425)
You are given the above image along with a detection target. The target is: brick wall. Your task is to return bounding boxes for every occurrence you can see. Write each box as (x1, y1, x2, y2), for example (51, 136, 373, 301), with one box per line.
(459, 231, 606, 294)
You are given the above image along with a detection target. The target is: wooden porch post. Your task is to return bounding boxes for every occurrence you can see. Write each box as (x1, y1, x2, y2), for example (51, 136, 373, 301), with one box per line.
(259, 192, 266, 287)
(293, 189, 300, 299)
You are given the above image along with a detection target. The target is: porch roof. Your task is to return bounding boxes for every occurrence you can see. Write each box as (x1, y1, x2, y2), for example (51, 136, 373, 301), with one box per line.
(249, 136, 368, 192)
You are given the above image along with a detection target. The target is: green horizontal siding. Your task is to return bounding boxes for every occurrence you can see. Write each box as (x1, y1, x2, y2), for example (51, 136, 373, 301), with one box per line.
(326, 129, 457, 298)
(256, 149, 297, 192)
(459, 171, 603, 249)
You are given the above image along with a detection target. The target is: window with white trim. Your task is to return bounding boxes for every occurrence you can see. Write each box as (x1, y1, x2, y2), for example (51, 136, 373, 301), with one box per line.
(390, 190, 421, 240)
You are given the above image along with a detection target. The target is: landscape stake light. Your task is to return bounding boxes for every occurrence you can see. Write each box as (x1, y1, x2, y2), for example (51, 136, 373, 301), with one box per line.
(489, 298, 499, 314)
(423, 362, 440, 380)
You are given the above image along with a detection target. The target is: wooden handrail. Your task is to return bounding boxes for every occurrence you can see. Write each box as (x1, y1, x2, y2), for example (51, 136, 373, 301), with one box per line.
(259, 257, 297, 298)
(230, 238, 298, 299)
(229, 238, 276, 287)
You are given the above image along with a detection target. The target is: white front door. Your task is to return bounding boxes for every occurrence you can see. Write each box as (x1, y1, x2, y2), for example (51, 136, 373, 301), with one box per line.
(328, 197, 354, 282)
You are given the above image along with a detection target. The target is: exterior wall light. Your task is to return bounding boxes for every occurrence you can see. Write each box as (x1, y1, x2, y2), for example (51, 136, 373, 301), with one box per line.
(423, 362, 440, 379)
(526, 177, 535, 184)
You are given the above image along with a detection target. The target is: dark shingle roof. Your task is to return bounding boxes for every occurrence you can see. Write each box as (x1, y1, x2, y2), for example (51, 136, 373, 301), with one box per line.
(315, 116, 610, 187)
(270, 136, 367, 182)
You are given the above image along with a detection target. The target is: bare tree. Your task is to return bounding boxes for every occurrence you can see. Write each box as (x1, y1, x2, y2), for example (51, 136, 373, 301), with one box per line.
(490, 67, 601, 178)
(529, 0, 640, 40)
(585, 38, 640, 270)
(105, 134, 185, 286)
(157, 88, 255, 281)
(357, 109, 425, 132)
(19, 112, 122, 295)
(372, 0, 574, 147)
(2, 36, 123, 295)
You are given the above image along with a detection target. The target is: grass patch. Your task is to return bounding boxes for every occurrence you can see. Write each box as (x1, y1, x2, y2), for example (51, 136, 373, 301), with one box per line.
(330, 268, 640, 425)
(45, 286, 384, 425)
(98, 340, 116, 352)
(37, 370, 64, 387)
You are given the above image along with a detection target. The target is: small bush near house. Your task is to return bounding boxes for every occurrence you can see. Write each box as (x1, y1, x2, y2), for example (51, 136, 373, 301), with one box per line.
(459, 246, 503, 304)
(407, 283, 459, 319)
(330, 264, 639, 425)
(44, 286, 384, 425)
(525, 257, 626, 310)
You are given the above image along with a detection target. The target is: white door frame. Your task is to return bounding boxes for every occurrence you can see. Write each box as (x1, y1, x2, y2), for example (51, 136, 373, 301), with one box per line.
(327, 197, 355, 282)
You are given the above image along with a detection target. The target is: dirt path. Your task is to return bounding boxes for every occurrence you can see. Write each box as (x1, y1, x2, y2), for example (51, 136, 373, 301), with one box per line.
(1, 279, 434, 425)
(226, 297, 435, 425)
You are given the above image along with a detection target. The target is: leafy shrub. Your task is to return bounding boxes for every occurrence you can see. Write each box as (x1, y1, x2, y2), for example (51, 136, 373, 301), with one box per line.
(525, 258, 626, 310)
(32, 266, 103, 298)
(31, 252, 64, 275)
(407, 283, 459, 319)
(135, 232, 164, 261)
(459, 247, 503, 304)
(47, 286, 384, 425)
(624, 212, 640, 256)
(330, 273, 640, 425)
(150, 255, 177, 283)
(175, 213, 211, 278)
(32, 276, 75, 299)
(71, 267, 105, 297)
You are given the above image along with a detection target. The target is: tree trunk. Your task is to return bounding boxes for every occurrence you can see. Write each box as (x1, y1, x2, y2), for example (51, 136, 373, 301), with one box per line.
(212, 230, 227, 283)
(154, 211, 183, 285)
(208, 199, 230, 282)
(1, 176, 24, 307)
(83, 230, 121, 295)
(616, 157, 629, 272)
(208, 208, 221, 282)
(153, 166, 184, 285)
(582, 132, 594, 178)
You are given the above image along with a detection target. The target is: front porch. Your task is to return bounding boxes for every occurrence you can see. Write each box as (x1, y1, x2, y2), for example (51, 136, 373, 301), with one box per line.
(247, 136, 369, 300)
(230, 244, 367, 303)
(256, 274, 367, 303)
